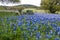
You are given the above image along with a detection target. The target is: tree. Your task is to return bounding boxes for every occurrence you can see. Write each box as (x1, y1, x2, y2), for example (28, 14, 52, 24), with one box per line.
(41, 0, 60, 13)
(9, 0, 20, 3)
(0, 0, 20, 3)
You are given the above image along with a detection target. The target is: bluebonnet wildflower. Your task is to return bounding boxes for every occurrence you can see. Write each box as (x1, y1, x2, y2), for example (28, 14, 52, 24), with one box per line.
(26, 27, 30, 31)
(50, 30, 53, 35)
(6, 18, 10, 24)
(46, 35, 52, 38)
(26, 23, 30, 27)
(56, 27, 60, 32)
(57, 18, 60, 21)
(36, 32, 41, 38)
(17, 16, 24, 21)
(1, 13, 60, 40)
(33, 26, 38, 31)
(50, 23, 57, 27)
(54, 38, 59, 40)
(41, 21, 45, 24)
(45, 18, 49, 20)
(58, 31, 60, 35)
(23, 32, 27, 36)
(13, 27, 17, 30)
(50, 19, 56, 23)
(26, 21, 31, 27)
(40, 17, 45, 21)
(17, 21, 23, 26)
(30, 16, 33, 19)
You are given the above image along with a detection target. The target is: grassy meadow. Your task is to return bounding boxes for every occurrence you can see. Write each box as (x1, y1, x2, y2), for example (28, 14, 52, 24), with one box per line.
(0, 12, 17, 17)
(0, 6, 60, 40)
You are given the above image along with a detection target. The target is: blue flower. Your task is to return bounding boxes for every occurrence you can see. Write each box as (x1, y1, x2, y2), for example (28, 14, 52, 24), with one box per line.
(50, 19, 56, 23)
(23, 32, 27, 36)
(31, 21, 35, 24)
(33, 26, 38, 31)
(46, 32, 49, 34)
(13, 27, 16, 30)
(17, 15, 24, 20)
(50, 23, 57, 27)
(34, 19, 37, 22)
(26, 22, 30, 27)
(45, 18, 49, 20)
(40, 17, 44, 21)
(26, 27, 30, 31)
(56, 27, 60, 32)
(30, 16, 33, 19)
(41, 21, 45, 24)
(58, 31, 60, 35)
(57, 18, 60, 21)
(54, 38, 59, 40)
(50, 30, 53, 35)
(36, 32, 41, 38)
(26, 20, 31, 27)
(46, 35, 52, 38)
(17, 21, 23, 26)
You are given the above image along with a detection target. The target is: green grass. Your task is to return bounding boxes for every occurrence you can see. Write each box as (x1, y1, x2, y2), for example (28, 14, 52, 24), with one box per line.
(0, 12, 17, 17)
(0, 6, 5, 10)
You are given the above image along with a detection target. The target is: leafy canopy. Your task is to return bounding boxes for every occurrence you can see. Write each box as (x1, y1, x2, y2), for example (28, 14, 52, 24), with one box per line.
(41, 0, 60, 13)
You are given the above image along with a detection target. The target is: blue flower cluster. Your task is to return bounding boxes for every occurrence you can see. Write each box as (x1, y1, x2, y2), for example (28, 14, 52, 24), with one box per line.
(0, 14, 60, 40)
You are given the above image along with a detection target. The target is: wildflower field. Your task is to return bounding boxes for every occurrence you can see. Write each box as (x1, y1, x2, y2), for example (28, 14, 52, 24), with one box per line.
(0, 13, 60, 40)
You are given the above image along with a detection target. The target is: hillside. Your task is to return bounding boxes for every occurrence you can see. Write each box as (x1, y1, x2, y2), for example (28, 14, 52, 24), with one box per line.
(0, 4, 40, 10)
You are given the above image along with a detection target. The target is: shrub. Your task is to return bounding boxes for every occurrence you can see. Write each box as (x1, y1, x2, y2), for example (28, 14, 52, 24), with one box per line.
(26, 10, 34, 15)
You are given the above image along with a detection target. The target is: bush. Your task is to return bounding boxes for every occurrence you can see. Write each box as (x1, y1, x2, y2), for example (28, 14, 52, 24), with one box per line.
(22, 10, 34, 15)
(26, 10, 34, 15)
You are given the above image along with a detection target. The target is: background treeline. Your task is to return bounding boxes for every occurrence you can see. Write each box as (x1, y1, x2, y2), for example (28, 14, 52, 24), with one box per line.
(40, 0, 60, 13)
(0, 0, 20, 3)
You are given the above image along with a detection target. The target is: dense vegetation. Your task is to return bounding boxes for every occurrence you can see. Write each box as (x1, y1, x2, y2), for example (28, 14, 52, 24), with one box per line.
(0, 0, 20, 3)
(41, 0, 60, 13)
(9, 0, 20, 3)
(0, 0, 60, 40)
(0, 12, 17, 17)
(0, 14, 60, 40)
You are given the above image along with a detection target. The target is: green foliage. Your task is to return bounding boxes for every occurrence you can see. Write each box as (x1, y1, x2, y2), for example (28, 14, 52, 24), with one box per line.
(0, 6, 5, 10)
(20, 9, 34, 15)
(0, 0, 20, 3)
(15, 0, 20, 2)
(25, 10, 34, 14)
(10, 0, 20, 2)
(0, 12, 16, 17)
(41, 0, 60, 13)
